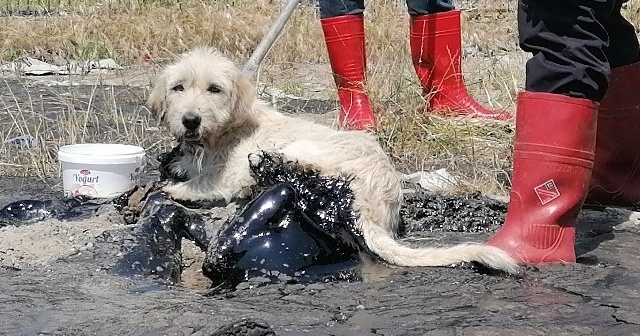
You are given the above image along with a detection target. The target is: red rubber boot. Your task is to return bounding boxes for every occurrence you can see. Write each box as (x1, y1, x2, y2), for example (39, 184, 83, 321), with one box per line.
(410, 10, 511, 120)
(586, 61, 640, 207)
(488, 92, 598, 263)
(321, 15, 376, 130)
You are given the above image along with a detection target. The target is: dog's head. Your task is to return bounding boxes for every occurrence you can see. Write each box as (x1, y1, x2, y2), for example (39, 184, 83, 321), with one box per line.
(147, 47, 256, 146)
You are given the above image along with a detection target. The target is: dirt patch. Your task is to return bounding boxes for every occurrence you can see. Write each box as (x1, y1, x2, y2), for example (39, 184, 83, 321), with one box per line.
(0, 205, 122, 269)
(181, 239, 212, 290)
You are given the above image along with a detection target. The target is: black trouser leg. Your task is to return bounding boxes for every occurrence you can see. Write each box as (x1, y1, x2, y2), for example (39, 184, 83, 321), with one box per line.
(519, 0, 640, 102)
(406, 0, 454, 15)
(519, 0, 613, 102)
(602, 0, 640, 68)
(318, 0, 455, 18)
(317, 0, 364, 19)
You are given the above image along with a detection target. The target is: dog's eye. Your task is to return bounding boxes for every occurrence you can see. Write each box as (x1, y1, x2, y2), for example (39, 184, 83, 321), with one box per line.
(171, 84, 184, 92)
(207, 84, 221, 93)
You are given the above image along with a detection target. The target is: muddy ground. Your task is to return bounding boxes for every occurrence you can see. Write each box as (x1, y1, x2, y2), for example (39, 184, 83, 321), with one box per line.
(2, 175, 640, 336)
(2, 78, 640, 336)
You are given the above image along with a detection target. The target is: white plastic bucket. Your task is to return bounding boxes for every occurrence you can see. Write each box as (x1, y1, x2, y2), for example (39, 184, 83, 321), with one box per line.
(58, 143, 146, 198)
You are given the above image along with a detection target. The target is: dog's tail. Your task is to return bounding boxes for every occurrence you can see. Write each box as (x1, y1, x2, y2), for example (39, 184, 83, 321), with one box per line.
(355, 189, 518, 273)
(353, 174, 517, 274)
(324, 131, 518, 274)
(360, 219, 518, 273)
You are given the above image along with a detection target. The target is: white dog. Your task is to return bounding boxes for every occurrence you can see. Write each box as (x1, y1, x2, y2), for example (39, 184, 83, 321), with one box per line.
(147, 47, 518, 274)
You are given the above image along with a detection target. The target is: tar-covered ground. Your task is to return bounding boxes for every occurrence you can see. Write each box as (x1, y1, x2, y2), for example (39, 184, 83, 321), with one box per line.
(1, 80, 640, 336)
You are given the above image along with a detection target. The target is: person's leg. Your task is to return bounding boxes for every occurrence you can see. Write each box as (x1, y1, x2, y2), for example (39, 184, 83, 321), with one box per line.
(487, 92, 597, 264)
(405, 0, 453, 15)
(407, 0, 511, 119)
(587, 0, 640, 207)
(318, 0, 375, 130)
(519, 0, 613, 101)
(487, 0, 617, 263)
(318, 0, 364, 19)
(602, 0, 640, 69)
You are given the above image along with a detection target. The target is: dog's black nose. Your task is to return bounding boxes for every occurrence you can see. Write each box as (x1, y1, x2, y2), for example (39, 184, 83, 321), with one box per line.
(182, 113, 201, 130)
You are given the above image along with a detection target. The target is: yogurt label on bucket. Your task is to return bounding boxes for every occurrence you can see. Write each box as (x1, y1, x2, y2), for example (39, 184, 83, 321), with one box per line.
(63, 168, 133, 198)
(64, 168, 102, 198)
(129, 166, 142, 183)
(58, 143, 146, 198)
(74, 169, 100, 184)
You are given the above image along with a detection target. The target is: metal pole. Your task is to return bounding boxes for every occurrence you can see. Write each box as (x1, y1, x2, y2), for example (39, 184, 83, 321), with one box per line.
(242, 0, 302, 78)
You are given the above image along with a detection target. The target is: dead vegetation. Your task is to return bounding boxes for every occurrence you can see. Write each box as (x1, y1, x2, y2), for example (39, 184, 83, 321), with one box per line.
(0, 80, 167, 177)
(0, 0, 638, 196)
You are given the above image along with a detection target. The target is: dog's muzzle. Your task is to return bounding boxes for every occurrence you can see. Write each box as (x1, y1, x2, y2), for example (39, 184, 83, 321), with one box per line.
(182, 130, 202, 141)
(181, 131, 204, 147)
(181, 113, 204, 145)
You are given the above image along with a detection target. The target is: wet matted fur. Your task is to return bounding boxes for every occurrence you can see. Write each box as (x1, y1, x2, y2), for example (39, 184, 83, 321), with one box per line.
(147, 47, 518, 274)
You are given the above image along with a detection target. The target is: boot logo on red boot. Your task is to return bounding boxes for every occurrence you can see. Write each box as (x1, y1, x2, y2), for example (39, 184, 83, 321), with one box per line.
(534, 179, 561, 205)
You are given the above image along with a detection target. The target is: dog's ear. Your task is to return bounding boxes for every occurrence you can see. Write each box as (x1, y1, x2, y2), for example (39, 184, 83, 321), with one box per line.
(147, 72, 168, 123)
(230, 72, 257, 119)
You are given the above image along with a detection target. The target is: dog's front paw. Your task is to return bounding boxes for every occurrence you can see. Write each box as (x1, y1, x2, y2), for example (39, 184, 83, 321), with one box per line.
(248, 150, 266, 168)
(163, 182, 232, 202)
(248, 150, 285, 168)
(163, 182, 195, 201)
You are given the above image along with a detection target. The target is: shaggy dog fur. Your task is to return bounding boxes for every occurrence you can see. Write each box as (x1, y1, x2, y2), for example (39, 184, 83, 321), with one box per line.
(147, 47, 518, 274)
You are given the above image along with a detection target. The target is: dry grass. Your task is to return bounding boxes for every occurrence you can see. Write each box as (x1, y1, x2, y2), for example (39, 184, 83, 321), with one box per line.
(0, 0, 638, 195)
(0, 79, 168, 177)
(376, 111, 514, 196)
(0, 0, 323, 65)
